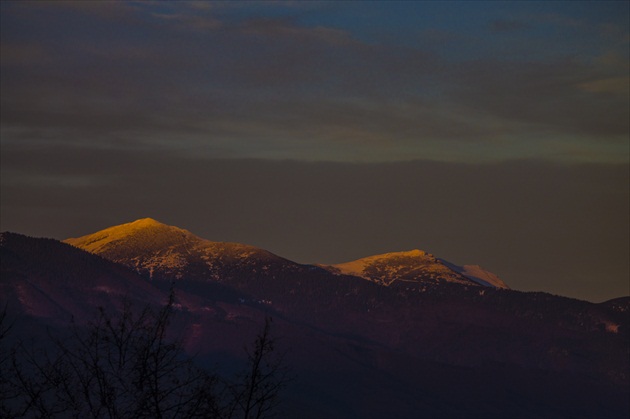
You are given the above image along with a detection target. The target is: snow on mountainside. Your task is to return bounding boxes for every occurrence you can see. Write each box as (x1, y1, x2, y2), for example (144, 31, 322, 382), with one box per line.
(64, 218, 297, 281)
(439, 259, 509, 289)
(324, 249, 508, 288)
(65, 218, 508, 289)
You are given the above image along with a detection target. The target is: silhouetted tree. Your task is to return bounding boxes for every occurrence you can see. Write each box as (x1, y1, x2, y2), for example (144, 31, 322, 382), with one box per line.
(0, 304, 17, 418)
(227, 317, 288, 419)
(1, 296, 287, 418)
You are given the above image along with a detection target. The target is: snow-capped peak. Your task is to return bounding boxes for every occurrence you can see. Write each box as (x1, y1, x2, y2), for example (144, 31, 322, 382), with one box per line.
(64, 218, 293, 281)
(325, 249, 476, 286)
(131, 217, 164, 227)
(64, 217, 195, 254)
(320, 249, 508, 289)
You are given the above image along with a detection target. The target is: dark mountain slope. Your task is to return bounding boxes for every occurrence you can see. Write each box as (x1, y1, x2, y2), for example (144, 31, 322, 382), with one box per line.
(2, 230, 628, 418)
(1, 232, 167, 322)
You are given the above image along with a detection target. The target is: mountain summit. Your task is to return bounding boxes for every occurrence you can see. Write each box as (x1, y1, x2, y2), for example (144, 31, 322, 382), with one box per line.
(323, 249, 509, 288)
(65, 218, 194, 255)
(65, 218, 294, 281)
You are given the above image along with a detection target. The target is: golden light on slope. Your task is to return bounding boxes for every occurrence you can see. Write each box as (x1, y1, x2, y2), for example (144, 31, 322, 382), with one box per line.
(64, 218, 190, 252)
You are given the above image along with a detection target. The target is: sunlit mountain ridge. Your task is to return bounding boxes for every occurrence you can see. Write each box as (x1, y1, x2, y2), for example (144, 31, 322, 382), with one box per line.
(323, 249, 509, 288)
(64, 218, 507, 289)
(65, 218, 297, 281)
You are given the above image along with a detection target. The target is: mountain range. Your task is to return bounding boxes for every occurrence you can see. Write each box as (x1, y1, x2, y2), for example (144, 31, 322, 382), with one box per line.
(64, 217, 509, 289)
(1, 218, 628, 418)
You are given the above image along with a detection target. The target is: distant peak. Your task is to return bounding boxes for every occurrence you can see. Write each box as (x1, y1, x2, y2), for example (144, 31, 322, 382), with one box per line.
(131, 217, 164, 227)
(398, 249, 427, 257)
(113, 218, 186, 233)
(105, 217, 188, 236)
(63, 217, 196, 254)
(366, 249, 430, 259)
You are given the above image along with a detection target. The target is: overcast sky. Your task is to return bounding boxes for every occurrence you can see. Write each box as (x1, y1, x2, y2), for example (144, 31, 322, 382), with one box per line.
(1, 1, 628, 302)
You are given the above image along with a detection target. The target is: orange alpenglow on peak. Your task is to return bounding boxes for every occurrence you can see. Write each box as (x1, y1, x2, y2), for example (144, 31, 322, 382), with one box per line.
(386, 249, 428, 257)
(133, 217, 163, 225)
(64, 217, 194, 254)
(62, 218, 289, 281)
(63, 219, 509, 289)
(324, 249, 509, 289)
(125, 217, 181, 230)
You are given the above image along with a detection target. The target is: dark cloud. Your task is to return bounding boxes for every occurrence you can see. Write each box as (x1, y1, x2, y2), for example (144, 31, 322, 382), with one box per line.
(2, 1, 627, 162)
(444, 57, 629, 140)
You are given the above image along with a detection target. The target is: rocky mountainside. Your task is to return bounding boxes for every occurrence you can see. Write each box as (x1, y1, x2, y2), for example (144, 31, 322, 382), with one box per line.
(323, 249, 509, 288)
(65, 218, 302, 282)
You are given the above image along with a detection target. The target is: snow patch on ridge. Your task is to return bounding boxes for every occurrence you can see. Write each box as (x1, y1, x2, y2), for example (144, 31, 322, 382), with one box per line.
(328, 249, 475, 286)
(331, 250, 429, 280)
(440, 260, 509, 289)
